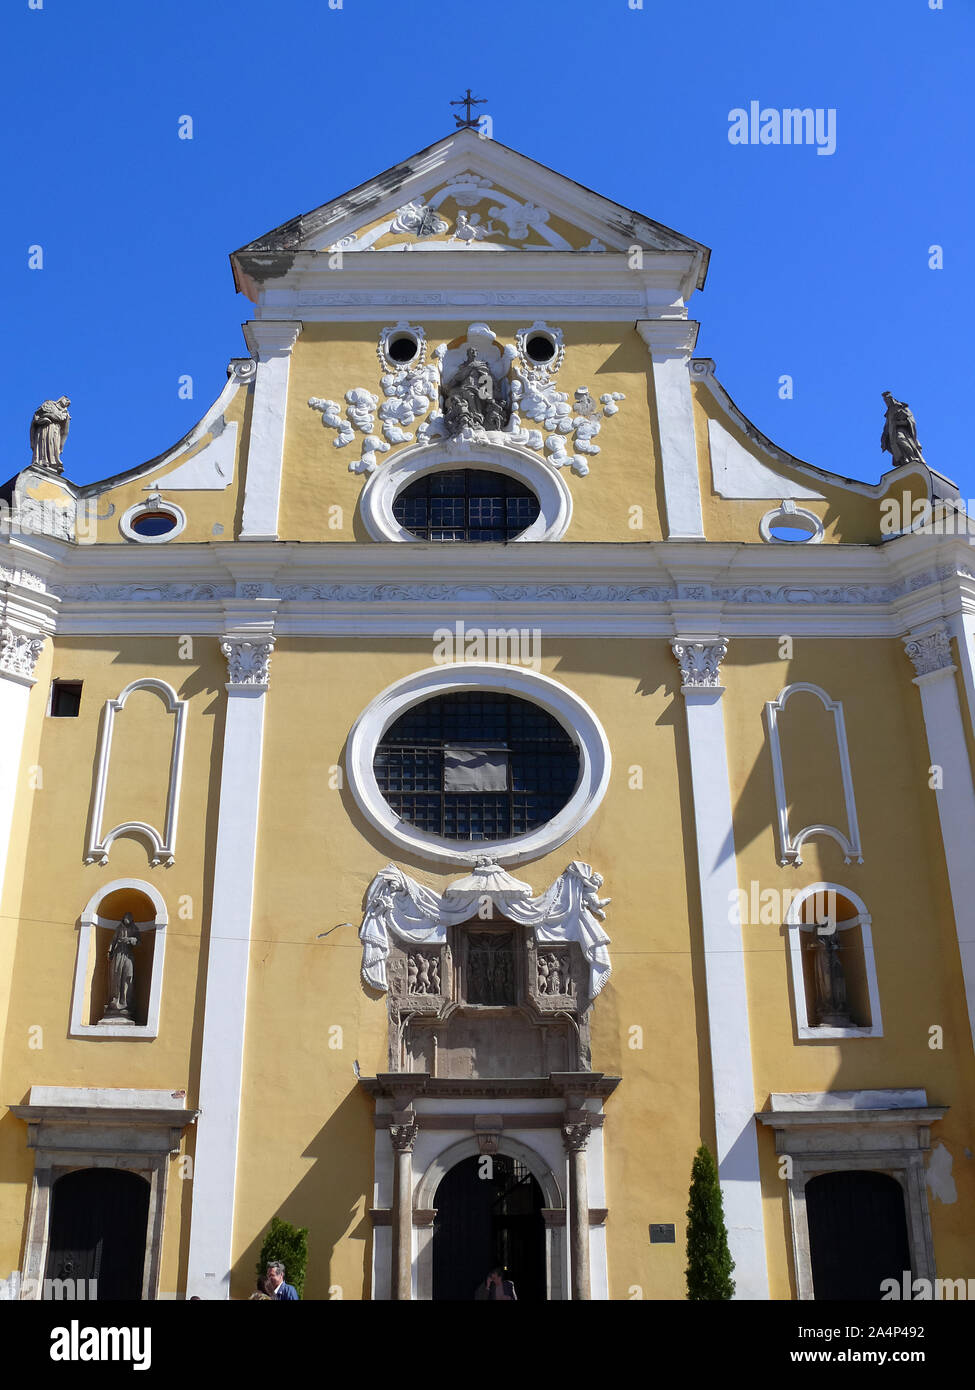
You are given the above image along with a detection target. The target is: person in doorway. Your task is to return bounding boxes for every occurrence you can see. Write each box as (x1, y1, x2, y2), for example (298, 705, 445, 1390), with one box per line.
(475, 1266, 517, 1300)
(265, 1261, 299, 1300)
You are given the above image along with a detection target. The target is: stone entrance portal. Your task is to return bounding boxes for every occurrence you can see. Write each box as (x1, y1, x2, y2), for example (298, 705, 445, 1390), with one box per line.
(432, 1153, 545, 1301)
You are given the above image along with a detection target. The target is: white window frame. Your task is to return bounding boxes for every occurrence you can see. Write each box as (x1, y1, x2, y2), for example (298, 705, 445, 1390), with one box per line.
(358, 441, 572, 544)
(785, 882, 883, 1040)
(85, 678, 187, 867)
(346, 663, 611, 867)
(119, 498, 187, 544)
(765, 682, 862, 866)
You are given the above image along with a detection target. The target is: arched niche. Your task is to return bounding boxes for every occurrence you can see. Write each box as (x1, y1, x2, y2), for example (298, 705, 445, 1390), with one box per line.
(70, 879, 168, 1039)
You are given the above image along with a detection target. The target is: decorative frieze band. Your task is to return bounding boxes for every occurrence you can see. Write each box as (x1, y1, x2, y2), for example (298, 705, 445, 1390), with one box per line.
(672, 638, 728, 690)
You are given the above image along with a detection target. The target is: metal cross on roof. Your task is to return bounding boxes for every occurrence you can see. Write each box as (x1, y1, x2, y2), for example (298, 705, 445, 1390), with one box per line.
(450, 88, 487, 129)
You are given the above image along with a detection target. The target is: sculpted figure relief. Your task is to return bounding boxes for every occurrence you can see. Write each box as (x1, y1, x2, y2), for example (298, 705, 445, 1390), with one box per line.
(443, 348, 510, 435)
(101, 913, 140, 1022)
(881, 391, 926, 468)
(30, 397, 71, 474)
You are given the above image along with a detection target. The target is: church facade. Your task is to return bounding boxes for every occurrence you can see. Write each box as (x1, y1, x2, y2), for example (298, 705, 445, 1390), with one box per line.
(1, 130, 973, 1301)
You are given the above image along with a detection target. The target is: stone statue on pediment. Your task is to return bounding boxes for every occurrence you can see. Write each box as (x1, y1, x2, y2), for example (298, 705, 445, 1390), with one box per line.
(29, 397, 71, 474)
(881, 391, 926, 468)
(810, 931, 851, 1027)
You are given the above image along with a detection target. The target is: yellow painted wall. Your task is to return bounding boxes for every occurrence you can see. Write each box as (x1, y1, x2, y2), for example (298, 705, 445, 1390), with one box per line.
(280, 323, 667, 544)
(237, 637, 711, 1300)
(0, 636, 225, 1293)
(722, 638, 975, 1297)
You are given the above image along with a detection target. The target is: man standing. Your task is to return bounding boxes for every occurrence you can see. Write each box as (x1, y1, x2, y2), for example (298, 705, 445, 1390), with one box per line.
(265, 1261, 299, 1300)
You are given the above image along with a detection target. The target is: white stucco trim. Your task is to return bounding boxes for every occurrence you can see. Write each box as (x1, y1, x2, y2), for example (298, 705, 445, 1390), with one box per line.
(765, 683, 862, 866)
(784, 883, 883, 1040)
(69, 879, 169, 1039)
(708, 417, 825, 500)
(358, 440, 572, 544)
(636, 321, 705, 540)
(239, 320, 302, 540)
(759, 502, 825, 544)
(906, 646, 975, 1052)
(346, 663, 611, 867)
(85, 678, 187, 867)
(119, 498, 187, 544)
(0, 675, 34, 909)
(186, 680, 269, 1299)
(677, 659, 769, 1299)
(144, 422, 238, 492)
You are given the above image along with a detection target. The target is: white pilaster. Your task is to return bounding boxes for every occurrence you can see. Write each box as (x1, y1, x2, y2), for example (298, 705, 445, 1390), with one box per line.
(186, 633, 274, 1299)
(904, 625, 975, 1050)
(0, 628, 45, 903)
(672, 637, 769, 1300)
(637, 321, 705, 540)
(239, 320, 302, 541)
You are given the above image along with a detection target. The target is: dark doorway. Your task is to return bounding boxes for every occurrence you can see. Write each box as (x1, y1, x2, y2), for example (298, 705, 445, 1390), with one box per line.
(44, 1168, 151, 1300)
(806, 1170, 912, 1300)
(433, 1153, 546, 1300)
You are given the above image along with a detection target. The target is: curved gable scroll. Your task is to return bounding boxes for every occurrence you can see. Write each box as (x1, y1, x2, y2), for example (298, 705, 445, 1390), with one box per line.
(85, 679, 187, 867)
(764, 682, 862, 867)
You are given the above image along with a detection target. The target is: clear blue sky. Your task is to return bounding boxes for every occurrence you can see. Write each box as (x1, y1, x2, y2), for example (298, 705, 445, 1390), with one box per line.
(4, 0, 972, 496)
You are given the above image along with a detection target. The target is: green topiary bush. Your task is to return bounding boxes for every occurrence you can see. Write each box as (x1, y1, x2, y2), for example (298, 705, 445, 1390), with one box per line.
(257, 1217, 309, 1299)
(685, 1143, 735, 1300)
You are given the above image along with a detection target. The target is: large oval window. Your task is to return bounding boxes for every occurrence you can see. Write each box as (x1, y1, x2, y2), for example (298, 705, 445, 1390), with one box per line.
(374, 691, 579, 842)
(392, 469, 541, 542)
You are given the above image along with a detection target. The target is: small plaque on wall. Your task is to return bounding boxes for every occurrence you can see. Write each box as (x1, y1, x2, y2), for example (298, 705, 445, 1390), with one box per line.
(649, 1223, 676, 1244)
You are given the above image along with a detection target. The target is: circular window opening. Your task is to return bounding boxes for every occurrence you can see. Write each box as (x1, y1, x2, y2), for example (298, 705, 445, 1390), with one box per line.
(387, 333, 420, 364)
(525, 334, 556, 365)
(131, 511, 178, 538)
(374, 691, 579, 843)
(392, 469, 541, 542)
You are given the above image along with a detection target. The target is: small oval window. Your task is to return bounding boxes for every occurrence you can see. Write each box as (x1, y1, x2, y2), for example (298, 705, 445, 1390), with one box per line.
(131, 511, 178, 538)
(525, 334, 556, 365)
(387, 333, 419, 364)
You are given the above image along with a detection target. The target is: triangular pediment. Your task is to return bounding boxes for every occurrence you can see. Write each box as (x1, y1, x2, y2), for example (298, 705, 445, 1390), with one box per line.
(232, 130, 709, 281)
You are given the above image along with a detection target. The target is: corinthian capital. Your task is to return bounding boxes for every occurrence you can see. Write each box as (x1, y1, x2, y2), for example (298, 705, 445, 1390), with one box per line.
(0, 627, 45, 683)
(904, 626, 954, 681)
(561, 1121, 592, 1154)
(389, 1117, 418, 1154)
(672, 638, 728, 690)
(221, 636, 274, 688)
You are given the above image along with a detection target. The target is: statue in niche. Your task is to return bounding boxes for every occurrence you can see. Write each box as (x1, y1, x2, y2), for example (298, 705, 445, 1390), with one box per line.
(29, 396, 71, 474)
(881, 391, 926, 468)
(443, 348, 510, 435)
(809, 931, 851, 1027)
(100, 913, 140, 1022)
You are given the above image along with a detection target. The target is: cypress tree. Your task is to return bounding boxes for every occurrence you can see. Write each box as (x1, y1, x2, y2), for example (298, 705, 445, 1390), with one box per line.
(685, 1143, 735, 1300)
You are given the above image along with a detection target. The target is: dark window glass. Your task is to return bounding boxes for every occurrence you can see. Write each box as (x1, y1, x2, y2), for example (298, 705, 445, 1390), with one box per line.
(131, 511, 177, 538)
(374, 692, 579, 841)
(50, 681, 82, 718)
(392, 470, 540, 542)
